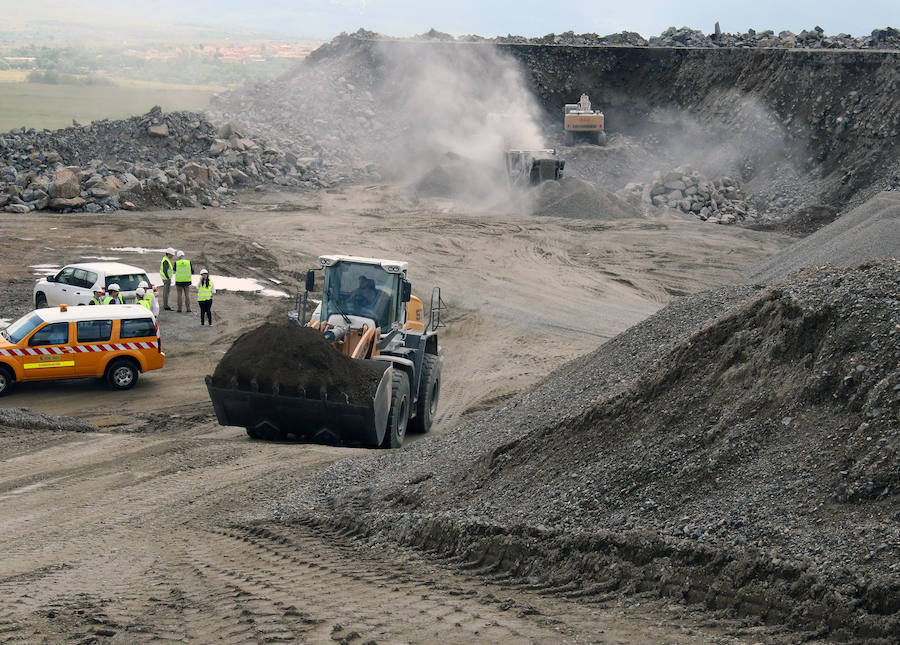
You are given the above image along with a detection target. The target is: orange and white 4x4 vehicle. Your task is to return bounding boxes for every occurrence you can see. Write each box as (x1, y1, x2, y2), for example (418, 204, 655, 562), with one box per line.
(0, 304, 165, 396)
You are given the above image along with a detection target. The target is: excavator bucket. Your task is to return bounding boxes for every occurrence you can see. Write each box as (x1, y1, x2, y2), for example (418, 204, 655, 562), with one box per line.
(206, 360, 393, 446)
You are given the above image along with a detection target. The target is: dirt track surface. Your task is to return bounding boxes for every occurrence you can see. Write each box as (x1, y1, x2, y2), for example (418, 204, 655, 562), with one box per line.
(0, 186, 791, 642)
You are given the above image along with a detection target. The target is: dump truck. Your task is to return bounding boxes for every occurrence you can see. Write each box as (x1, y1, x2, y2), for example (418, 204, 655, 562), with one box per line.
(505, 149, 565, 187)
(205, 255, 444, 449)
(564, 94, 606, 145)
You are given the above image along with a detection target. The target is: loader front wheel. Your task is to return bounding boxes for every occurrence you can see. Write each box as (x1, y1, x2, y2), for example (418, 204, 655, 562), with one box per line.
(409, 354, 440, 434)
(382, 371, 410, 449)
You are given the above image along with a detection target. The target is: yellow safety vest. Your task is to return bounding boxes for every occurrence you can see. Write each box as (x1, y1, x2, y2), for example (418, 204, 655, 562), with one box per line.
(174, 258, 192, 284)
(102, 294, 124, 305)
(139, 295, 153, 310)
(197, 279, 214, 302)
(160, 256, 174, 280)
(89, 297, 103, 305)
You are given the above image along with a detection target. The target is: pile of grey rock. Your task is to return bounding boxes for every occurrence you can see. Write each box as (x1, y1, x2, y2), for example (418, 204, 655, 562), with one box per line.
(0, 106, 321, 214)
(404, 25, 900, 50)
(621, 166, 756, 224)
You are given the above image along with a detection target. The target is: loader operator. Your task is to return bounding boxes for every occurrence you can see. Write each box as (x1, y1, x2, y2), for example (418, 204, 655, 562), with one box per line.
(349, 276, 379, 309)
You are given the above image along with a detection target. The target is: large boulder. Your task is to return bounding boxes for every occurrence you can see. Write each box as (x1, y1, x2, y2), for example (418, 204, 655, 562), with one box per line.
(49, 197, 86, 210)
(49, 167, 81, 199)
(182, 162, 210, 185)
(147, 123, 170, 137)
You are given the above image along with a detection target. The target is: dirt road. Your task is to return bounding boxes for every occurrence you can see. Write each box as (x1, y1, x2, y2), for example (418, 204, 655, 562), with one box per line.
(0, 185, 793, 642)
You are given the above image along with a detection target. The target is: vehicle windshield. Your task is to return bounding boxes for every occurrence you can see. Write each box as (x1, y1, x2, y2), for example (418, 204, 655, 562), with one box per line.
(106, 273, 149, 291)
(1, 312, 44, 344)
(322, 263, 398, 330)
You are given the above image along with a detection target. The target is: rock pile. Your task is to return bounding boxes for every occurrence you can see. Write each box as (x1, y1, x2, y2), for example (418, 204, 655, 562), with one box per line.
(333, 25, 900, 50)
(620, 166, 756, 224)
(491, 25, 900, 50)
(0, 106, 319, 214)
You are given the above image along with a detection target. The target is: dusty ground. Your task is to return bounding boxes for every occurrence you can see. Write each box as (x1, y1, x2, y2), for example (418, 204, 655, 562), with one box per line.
(0, 185, 792, 642)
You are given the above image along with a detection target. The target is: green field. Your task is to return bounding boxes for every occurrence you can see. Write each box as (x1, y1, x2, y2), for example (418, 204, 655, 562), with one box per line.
(0, 81, 218, 132)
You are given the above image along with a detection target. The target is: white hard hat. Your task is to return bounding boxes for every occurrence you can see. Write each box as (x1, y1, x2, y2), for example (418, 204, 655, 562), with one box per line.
(93, 286, 105, 293)
(176, 250, 185, 258)
(200, 269, 209, 275)
(166, 247, 176, 255)
(136, 287, 146, 297)
(139, 281, 149, 289)
(108, 283, 120, 291)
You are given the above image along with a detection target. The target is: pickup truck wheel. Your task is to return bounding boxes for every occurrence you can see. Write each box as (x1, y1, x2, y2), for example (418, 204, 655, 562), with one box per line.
(0, 366, 13, 396)
(382, 371, 409, 449)
(106, 358, 139, 390)
(409, 354, 440, 434)
(35, 293, 47, 308)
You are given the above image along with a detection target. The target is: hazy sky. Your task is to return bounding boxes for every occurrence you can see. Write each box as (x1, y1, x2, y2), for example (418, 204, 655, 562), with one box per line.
(14, 1, 900, 41)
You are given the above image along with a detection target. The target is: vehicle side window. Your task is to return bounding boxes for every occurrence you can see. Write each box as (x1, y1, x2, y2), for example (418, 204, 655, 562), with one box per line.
(106, 274, 143, 291)
(28, 322, 69, 346)
(77, 320, 112, 343)
(72, 269, 93, 289)
(120, 318, 155, 339)
(55, 268, 77, 285)
(85, 271, 98, 288)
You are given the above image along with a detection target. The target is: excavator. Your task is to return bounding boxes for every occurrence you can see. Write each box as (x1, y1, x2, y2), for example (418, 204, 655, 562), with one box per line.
(205, 255, 444, 449)
(564, 93, 607, 145)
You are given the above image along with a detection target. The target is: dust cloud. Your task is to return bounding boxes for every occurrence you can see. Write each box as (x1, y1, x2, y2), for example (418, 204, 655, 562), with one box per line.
(630, 89, 813, 184)
(367, 42, 547, 208)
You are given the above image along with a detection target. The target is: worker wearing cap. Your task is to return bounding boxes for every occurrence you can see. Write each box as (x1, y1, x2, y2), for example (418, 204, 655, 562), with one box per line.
(160, 247, 176, 311)
(88, 287, 105, 305)
(197, 269, 215, 326)
(174, 250, 194, 313)
(103, 283, 124, 305)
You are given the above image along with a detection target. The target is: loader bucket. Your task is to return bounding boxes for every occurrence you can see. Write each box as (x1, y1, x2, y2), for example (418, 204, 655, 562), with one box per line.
(205, 361, 392, 447)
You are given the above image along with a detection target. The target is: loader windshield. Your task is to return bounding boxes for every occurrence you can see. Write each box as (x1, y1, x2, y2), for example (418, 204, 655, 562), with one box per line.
(322, 263, 399, 331)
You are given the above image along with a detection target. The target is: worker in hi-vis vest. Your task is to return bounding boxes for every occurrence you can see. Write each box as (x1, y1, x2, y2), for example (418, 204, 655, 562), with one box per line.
(197, 269, 215, 326)
(103, 283, 124, 305)
(136, 287, 152, 310)
(88, 287, 105, 305)
(160, 247, 176, 311)
(174, 250, 194, 313)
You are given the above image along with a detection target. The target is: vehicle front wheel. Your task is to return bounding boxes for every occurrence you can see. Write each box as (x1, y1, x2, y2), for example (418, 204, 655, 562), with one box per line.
(409, 354, 440, 434)
(382, 371, 410, 449)
(106, 359, 139, 390)
(35, 293, 47, 308)
(0, 366, 14, 396)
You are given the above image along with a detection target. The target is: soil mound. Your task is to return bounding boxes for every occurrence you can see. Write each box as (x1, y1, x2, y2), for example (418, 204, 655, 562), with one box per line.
(211, 323, 381, 404)
(534, 177, 640, 219)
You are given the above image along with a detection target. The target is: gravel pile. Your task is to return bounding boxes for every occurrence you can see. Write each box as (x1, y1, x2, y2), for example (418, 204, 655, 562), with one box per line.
(275, 261, 899, 639)
(0, 407, 94, 433)
(749, 190, 900, 283)
(0, 106, 318, 213)
(534, 177, 640, 219)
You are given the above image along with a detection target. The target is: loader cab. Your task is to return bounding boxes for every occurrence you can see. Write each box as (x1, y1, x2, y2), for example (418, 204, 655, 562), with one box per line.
(319, 256, 409, 332)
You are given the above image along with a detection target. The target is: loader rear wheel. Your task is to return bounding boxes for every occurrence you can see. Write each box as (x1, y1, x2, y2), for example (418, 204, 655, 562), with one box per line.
(382, 371, 410, 449)
(409, 354, 440, 434)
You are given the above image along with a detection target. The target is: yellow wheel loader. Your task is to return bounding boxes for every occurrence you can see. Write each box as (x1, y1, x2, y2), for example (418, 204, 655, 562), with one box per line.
(205, 255, 444, 449)
(564, 93, 607, 145)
